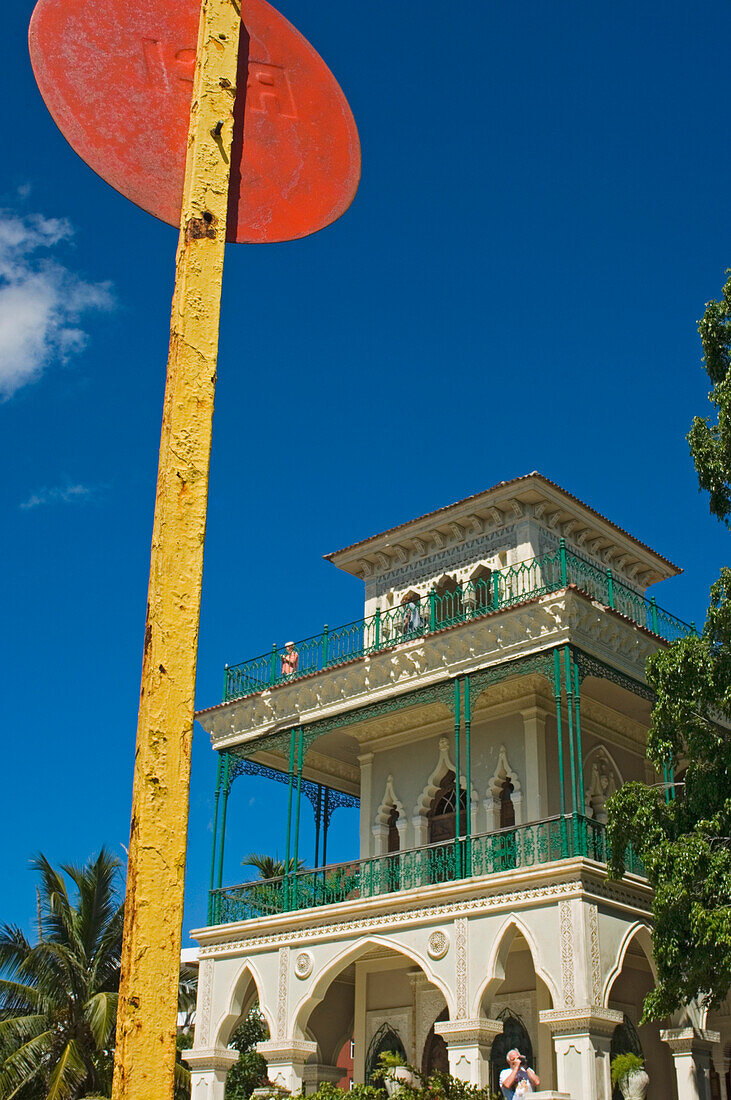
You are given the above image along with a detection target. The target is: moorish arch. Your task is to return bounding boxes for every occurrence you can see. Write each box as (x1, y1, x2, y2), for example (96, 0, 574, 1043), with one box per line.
(214, 958, 271, 1049)
(413, 737, 478, 846)
(291, 934, 454, 1044)
(602, 922, 656, 1007)
(473, 914, 559, 1015)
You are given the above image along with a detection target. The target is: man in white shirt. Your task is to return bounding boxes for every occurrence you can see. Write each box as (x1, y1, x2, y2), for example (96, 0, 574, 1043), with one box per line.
(499, 1048, 540, 1098)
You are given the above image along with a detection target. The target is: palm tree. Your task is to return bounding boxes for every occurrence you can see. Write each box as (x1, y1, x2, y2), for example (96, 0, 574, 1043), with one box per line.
(241, 854, 303, 879)
(0, 849, 123, 1099)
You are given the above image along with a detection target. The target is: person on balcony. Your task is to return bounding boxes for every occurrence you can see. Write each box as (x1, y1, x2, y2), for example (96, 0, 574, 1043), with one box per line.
(281, 641, 299, 678)
(402, 600, 421, 636)
(499, 1049, 539, 1098)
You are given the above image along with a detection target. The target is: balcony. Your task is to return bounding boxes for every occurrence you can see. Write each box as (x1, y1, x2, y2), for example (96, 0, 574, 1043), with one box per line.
(222, 542, 693, 703)
(208, 813, 644, 925)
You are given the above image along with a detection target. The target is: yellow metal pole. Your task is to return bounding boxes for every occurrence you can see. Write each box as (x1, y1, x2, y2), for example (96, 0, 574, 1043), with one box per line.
(111, 1, 241, 1096)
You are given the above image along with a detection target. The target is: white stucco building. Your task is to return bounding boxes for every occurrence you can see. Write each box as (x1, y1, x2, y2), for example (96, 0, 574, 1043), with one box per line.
(187, 474, 729, 1100)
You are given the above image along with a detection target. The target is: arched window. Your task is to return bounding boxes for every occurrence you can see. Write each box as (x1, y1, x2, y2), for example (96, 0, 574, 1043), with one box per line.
(365, 1023, 406, 1083)
(428, 771, 468, 844)
(469, 564, 493, 615)
(490, 1008, 534, 1096)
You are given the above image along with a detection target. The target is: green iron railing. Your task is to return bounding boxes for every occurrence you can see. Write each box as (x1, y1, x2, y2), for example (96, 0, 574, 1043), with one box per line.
(223, 544, 694, 701)
(208, 813, 645, 924)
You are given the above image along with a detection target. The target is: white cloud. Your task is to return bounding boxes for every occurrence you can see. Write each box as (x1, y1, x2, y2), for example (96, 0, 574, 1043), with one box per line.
(20, 483, 94, 511)
(0, 210, 113, 399)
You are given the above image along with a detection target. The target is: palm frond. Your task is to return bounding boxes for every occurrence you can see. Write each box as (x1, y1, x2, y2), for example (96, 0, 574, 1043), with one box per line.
(84, 991, 118, 1050)
(0, 1027, 55, 1098)
(46, 1038, 87, 1100)
(0, 926, 33, 980)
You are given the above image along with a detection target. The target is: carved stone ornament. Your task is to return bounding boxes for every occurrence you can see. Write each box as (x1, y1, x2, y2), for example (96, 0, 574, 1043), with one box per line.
(427, 930, 449, 959)
(294, 951, 313, 979)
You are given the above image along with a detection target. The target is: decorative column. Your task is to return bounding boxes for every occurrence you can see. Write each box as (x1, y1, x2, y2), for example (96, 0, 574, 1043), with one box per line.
(257, 1040, 318, 1093)
(433, 1019, 502, 1087)
(539, 1007, 623, 1100)
(182, 1048, 239, 1100)
(358, 752, 374, 859)
(520, 705, 549, 821)
(660, 1028, 721, 1100)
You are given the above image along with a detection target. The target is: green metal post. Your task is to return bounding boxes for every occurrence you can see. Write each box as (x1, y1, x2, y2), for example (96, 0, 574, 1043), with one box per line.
(572, 656, 585, 821)
(208, 752, 224, 923)
(283, 728, 296, 906)
(564, 646, 578, 854)
(493, 569, 501, 608)
(607, 569, 614, 610)
(374, 606, 381, 651)
(429, 587, 436, 631)
(454, 678, 462, 876)
(322, 624, 329, 668)
(215, 753, 231, 898)
(292, 728, 304, 906)
(223, 662, 230, 701)
(663, 757, 675, 803)
(559, 537, 567, 586)
(553, 649, 567, 855)
(464, 673, 472, 875)
(269, 643, 278, 686)
(650, 597, 659, 635)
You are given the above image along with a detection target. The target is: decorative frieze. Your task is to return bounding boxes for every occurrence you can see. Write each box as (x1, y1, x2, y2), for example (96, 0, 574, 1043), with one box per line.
(455, 919, 468, 1019)
(196, 874, 651, 957)
(276, 947, 289, 1038)
(539, 1007, 623, 1035)
(559, 901, 575, 1008)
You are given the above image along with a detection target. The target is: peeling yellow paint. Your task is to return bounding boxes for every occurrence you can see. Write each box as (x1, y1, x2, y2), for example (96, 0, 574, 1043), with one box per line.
(111, 2, 241, 1097)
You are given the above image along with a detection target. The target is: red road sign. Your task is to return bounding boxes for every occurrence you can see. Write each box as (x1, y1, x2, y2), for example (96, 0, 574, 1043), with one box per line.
(29, 0, 360, 243)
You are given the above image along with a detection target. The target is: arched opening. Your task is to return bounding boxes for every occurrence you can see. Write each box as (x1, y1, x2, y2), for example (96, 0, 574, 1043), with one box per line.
(490, 1007, 534, 1096)
(479, 925, 554, 1093)
(468, 564, 493, 616)
(610, 1014, 643, 1100)
(422, 1007, 449, 1078)
(433, 574, 463, 629)
(293, 939, 449, 1088)
(500, 778, 515, 829)
(606, 929, 674, 1099)
(400, 591, 423, 639)
(365, 1022, 406, 1083)
(428, 771, 468, 844)
(387, 806, 400, 853)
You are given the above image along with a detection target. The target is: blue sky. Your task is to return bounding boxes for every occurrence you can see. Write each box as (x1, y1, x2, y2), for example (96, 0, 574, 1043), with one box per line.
(2, 0, 730, 941)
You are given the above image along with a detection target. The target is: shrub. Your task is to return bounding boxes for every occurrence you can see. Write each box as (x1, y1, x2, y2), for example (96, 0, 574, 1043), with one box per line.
(610, 1052, 645, 1089)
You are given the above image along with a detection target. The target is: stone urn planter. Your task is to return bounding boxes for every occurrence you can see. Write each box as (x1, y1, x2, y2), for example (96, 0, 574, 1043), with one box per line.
(619, 1068, 650, 1100)
(384, 1067, 417, 1096)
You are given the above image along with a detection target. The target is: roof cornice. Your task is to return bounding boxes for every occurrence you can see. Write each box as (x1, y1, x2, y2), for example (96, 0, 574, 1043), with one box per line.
(324, 473, 681, 586)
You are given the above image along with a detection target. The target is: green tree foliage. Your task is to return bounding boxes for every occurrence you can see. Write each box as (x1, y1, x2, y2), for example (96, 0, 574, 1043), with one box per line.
(0, 851, 195, 1100)
(608, 270, 731, 1020)
(607, 573, 731, 1019)
(688, 270, 731, 525)
(0, 850, 123, 1099)
(224, 1006, 269, 1100)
